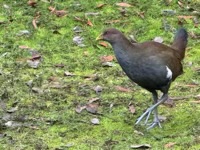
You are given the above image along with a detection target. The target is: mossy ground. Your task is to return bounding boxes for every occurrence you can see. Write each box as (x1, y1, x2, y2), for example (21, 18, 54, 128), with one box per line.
(0, 0, 200, 149)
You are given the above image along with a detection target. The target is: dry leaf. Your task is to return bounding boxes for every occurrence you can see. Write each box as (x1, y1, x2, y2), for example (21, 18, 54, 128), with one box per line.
(27, 0, 37, 7)
(27, 59, 41, 68)
(84, 74, 99, 81)
(177, 16, 194, 19)
(130, 144, 151, 149)
(128, 104, 136, 114)
(115, 86, 132, 92)
(98, 41, 108, 47)
(48, 6, 67, 17)
(30, 54, 41, 61)
(178, 1, 184, 7)
(136, 11, 145, 19)
(19, 45, 30, 49)
(100, 55, 114, 62)
(75, 105, 86, 113)
(93, 85, 103, 94)
(87, 19, 93, 26)
(105, 20, 120, 24)
(74, 16, 84, 22)
(191, 100, 200, 104)
(48, 6, 56, 12)
(88, 98, 100, 104)
(164, 142, 176, 148)
(116, 2, 132, 7)
(91, 118, 100, 125)
(154, 36, 164, 43)
(32, 18, 38, 29)
(96, 3, 106, 8)
(86, 103, 99, 114)
(64, 71, 74, 76)
(54, 10, 67, 17)
(54, 64, 65, 68)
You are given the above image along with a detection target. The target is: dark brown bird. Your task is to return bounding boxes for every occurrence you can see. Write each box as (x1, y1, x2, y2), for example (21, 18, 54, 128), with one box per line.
(96, 28, 188, 129)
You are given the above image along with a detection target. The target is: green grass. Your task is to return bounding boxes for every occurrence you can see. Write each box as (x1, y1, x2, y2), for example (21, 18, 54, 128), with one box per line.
(0, 0, 200, 149)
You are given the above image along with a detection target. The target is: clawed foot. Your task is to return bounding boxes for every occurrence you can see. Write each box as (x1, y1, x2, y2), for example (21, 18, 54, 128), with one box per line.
(146, 120, 162, 130)
(135, 107, 162, 130)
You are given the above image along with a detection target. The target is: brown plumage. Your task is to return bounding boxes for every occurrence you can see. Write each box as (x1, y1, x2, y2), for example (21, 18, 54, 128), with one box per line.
(97, 28, 188, 129)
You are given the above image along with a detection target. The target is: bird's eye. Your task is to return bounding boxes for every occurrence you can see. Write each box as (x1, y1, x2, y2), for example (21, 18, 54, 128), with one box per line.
(104, 31, 108, 35)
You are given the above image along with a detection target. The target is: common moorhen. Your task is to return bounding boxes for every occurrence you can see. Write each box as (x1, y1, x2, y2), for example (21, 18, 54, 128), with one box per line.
(97, 28, 188, 129)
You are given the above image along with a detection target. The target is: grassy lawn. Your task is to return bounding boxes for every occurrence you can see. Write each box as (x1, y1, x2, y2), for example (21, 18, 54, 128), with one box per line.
(0, 0, 200, 149)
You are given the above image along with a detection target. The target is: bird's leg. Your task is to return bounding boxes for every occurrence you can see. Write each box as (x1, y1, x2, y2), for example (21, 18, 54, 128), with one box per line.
(146, 92, 162, 129)
(145, 92, 158, 124)
(135, 93, 168, 129)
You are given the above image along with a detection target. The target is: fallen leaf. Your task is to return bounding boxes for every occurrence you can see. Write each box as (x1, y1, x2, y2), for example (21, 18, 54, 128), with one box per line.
(84, 74, 99, 81)
(54, 10, 67, 17)
(93, 85, 103, 94)
(30, 54, 41, 61)
(163, 97, 175, 107)
(134, 130, 144, 136)
(105, 20, 120, 24)
(130, 144, 151, 149)
(164, 142, 176, 148)
(75, 105, 86, 113)
(5, 121, 22, 128)
(96, 3, 106, 8)
(85, 12, 100, 16)
(73, 36, 85, 47)
(100, 55, 114, 62)
(98, 41, 108, 47)
(26, 80, 33, 87)
(7, 106, 18, 113)
(48, 6, 67, 17)
(74, 16, 84, 22)
(29, 126, 39, 130)
(64, 71, 74, 76)
(158, 115, 167, 122)
(185, 84, 198, 87)
(27, 59, 41, 68)
(102, 62, 115, 67)
(162, 9, 176, 15)
(19, 45, 30, 49)
(17, 30, 30, 36)
(128, 104, 136, 114)
(86, 103, 99, 114)
(27, 0, 37, 7)
(32, 87, 43, 94)
(32, 14, 40, 29)
(136, 11, 145, 19)
(178, 1, 184, 7)
(73, 26, 83, 33)
(91, 118, 100, 125)
(88, 97, 100, 104)
(87, 19, 93, 26)
(54, 64, 65, 68)
(49, 82, 67, 89)
(177, 16, 194, 19)
(116, 2, 132, 7)
(154, 36, 164, 43)
(191, 100, 200, 104)
(115, 86, 132, 92)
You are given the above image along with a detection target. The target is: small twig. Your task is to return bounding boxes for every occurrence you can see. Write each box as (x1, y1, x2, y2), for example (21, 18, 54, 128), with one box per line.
(170, 95, 200, 101)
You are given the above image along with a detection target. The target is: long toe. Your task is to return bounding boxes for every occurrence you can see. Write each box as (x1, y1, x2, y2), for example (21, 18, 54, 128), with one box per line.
(147, 121, 162, 130)
(135, 107, 154, 125)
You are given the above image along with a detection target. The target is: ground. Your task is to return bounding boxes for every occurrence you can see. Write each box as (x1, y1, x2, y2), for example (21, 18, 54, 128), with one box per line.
(0, 0, 200, 149)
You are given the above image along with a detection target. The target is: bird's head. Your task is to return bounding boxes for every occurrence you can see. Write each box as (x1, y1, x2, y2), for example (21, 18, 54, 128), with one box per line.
(96, 28, 122, 44)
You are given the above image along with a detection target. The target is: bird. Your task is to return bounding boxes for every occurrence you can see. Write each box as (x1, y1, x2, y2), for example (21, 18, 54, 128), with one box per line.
(96, 28, 188, 129)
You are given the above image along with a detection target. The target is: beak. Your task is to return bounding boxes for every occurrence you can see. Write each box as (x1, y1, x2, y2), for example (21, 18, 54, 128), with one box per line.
(96, 33, 103, 41)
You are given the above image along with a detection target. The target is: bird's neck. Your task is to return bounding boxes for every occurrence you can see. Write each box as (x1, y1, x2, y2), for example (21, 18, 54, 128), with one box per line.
(112, 37, 135, 54)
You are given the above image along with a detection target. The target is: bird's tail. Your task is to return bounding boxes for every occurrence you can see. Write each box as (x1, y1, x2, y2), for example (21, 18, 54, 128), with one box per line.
(171, 28, 188, 60)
